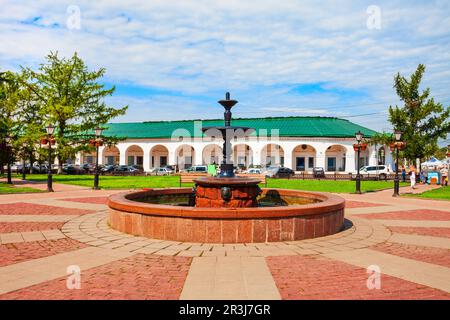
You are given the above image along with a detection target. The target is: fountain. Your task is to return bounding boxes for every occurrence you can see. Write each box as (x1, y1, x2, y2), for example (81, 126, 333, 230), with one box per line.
(107, 93, 345, 243)
(194, 92, 262, 208)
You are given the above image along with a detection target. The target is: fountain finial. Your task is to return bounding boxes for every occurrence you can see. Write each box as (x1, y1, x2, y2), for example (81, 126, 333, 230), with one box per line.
(225, 92, 230, 100)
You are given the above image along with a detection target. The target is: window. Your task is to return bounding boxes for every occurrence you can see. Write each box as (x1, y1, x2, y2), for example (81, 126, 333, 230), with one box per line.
(308, 157, 314, 168)
(160, 156, 167, 166)
(327, 157, 336, 171)
(296, 157, 305, 171)
(106, 156, 115, 165)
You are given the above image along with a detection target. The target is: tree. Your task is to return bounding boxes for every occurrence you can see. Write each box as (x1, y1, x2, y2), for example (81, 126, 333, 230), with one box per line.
(14, 74, 45, 179)
(388, 64, 450, 163)
(23, 52, 127, 172)
(0, 71, 22, 173)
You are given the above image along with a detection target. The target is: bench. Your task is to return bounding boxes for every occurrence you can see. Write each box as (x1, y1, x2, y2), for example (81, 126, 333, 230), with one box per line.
(236, 173, 267, 187)
(179, 173, 208, 186)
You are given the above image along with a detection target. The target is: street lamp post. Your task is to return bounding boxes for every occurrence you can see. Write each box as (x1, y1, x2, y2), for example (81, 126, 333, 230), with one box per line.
(93, 127, 103, 190)
(353, 131, 364, 194)
(5, 136, 12, 185)
(45, 125, 55, 192)
(392, 130, 402, 197)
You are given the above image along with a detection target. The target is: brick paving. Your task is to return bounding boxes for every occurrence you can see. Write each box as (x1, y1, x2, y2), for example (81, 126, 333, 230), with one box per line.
(1, 254, 191, 300)
(345, 201, 386, 208)
(0, 182, 448, 299)
(371, 242, 450, 268)
(0, 222, 64, 233)
(61, 197, 109, 205)
(0, 239, 87, 267)
(0, 203, 93, 216)
(266, 255, 449, 300)
(354, 209, 450, 221)
(388, 226, 450, 239)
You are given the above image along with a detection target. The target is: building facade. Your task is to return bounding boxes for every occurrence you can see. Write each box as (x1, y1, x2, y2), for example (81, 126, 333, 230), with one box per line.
(76, 117, 394, 173)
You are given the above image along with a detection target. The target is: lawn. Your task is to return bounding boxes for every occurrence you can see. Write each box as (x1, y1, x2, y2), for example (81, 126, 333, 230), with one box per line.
(0, 182, 43, 194)
(7, 174, 406, 193)
(403, 186, 450, 201)
(9, 174, 181, 189)
(266, 179, 408, 193)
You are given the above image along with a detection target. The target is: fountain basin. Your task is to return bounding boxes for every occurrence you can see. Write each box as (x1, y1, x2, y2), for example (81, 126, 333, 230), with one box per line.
(108, 188, 345, 243)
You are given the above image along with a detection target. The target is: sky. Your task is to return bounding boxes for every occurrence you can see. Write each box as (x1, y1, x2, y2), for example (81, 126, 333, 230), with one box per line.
(1, 0, 449, 137)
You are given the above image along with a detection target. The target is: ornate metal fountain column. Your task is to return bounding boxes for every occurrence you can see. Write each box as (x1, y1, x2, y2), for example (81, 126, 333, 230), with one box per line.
(218, 92, 238, 177)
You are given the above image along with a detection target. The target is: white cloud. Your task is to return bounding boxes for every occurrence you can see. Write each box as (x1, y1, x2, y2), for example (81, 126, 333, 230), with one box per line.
(0, 0, 449, 131)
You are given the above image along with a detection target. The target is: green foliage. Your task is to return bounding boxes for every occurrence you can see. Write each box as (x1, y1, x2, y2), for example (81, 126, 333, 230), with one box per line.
(388, 64, 450, 162)
(369, 132, 394, 146)
(22, 51, 127, 169)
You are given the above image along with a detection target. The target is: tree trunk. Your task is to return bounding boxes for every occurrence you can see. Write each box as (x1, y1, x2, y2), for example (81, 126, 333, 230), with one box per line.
(57, 154, 63, 174)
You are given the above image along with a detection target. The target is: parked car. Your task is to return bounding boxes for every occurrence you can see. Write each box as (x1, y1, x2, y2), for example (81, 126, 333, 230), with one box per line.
(63, 164, 84, 175)
(274, 167, 295, 178)
(154, 167, 174, 175)
(114, 165, 130, 172)
(101, 165, 116, 173)
(359, 165, 389, 179)
(245, 168, 262, 174)
(264, 166, 281, 178)
(313, 167, 325, 178)
(81, 163, 95, 173)
(186, 165, 207, 173)
(129, 165, 144, 172)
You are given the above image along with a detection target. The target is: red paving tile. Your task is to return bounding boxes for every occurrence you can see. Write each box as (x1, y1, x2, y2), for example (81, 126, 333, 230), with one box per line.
(0, 222, 64, 233)
(371, 242, 450, 268)
(345, 201, 386, 208)
(61, 197, 108, 205)
(0, 203, 93, 216)
(0, 254, 192, 300)
(0, 239, 87, 267)
(354, 209, 450, 221)
(388, 226, 450, 239)
(266, 255, 450, 300)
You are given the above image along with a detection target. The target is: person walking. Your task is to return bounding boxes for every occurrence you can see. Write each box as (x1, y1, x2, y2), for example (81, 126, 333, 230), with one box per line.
(423, 169, 429, 185)
(409, 165, 416, 190)
(401, 166, 406, 183)
(440, 165, 448, 186)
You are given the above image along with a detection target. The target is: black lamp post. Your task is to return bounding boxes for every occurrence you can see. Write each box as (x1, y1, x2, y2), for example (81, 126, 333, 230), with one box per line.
(93, 127, 103, 190)
(45, 125, 55, 192)
(5, 136, 12, 185)
(354, 131, 364, 194)
(392, 130, 402, 197)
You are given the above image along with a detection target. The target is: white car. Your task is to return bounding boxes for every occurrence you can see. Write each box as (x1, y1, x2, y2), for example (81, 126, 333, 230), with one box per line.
(359, 165, 389, 178)
(155, 167, 173, 175)
(245, 168, 262, 174)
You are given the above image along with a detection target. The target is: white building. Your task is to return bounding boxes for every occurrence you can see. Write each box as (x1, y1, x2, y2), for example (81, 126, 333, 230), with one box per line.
(76, 116, 393, 173)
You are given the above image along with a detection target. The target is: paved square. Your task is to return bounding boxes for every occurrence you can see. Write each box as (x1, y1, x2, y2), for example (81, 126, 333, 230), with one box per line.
(0, 182, 449, 300)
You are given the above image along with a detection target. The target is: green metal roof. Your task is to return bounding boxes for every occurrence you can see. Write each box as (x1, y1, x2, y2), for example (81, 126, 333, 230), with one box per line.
(102, 117, 377, 139)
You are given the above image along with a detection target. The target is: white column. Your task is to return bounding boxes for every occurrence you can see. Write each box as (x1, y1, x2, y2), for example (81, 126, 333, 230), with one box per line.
(345, 148, 356, 173)
(118, 144, 127, 166)
(316, 147, 326, 170)
(283, 146, 294, 169)
(252, 145, 261, 166)
(142, 145, 152, 172)
(168, 147, 177, 167)
(369, 146, 377, 166)
(194, 145, 203, 165)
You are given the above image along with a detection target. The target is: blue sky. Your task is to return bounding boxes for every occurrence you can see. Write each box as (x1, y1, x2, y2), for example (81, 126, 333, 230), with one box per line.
(1, 0, 449, 136)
